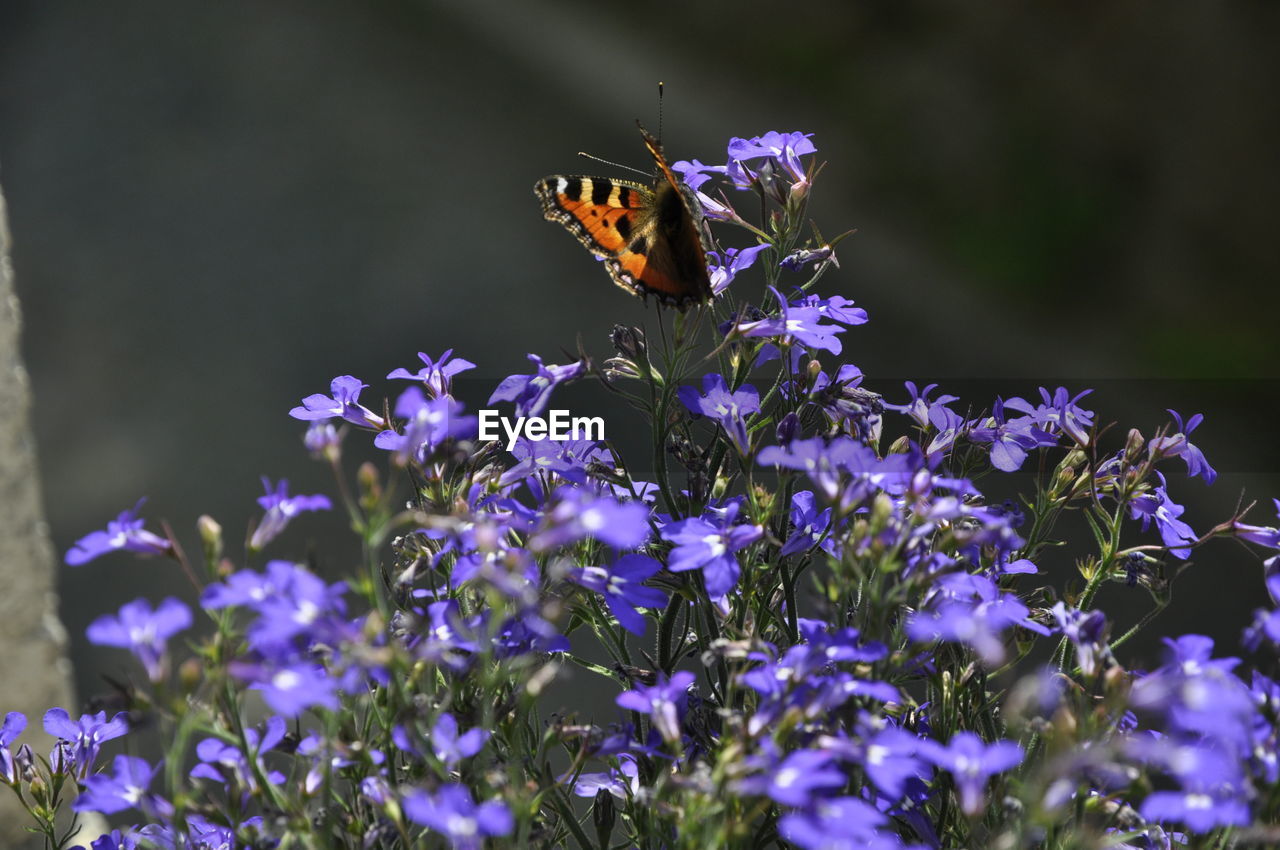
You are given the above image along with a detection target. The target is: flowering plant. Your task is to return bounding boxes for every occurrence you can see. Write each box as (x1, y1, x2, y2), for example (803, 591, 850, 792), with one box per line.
(16, 131, 1280, 849)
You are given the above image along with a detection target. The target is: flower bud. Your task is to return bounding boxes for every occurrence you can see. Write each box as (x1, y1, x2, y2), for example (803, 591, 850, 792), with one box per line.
(776, 412, 800, 445)
(197, 514, 223, 567)
(593, 787, 617, 845)
(1124, 427, 1145, 460)
(610, 324, 647, 361)
(358, 462, 381, 509)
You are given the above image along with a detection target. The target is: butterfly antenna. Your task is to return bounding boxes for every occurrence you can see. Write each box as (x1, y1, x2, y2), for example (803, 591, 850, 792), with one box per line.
(656, 81, 665, 144)
(575, 151, 649, 178)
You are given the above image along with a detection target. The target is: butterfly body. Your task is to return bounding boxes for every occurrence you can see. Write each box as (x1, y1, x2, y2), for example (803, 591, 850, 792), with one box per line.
(535, 131, 712, 309)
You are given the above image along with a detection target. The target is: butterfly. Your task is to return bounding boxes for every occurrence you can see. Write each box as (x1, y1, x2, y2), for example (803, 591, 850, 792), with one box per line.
(534, 128, 713, 309)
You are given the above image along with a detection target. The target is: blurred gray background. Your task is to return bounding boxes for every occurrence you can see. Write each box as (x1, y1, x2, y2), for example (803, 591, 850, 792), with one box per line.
(1, 1, 1277, 710)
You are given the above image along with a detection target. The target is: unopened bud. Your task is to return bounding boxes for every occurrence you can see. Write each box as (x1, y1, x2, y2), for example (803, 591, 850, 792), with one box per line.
(358, 462, 381, 509)
(593, 788, 617, 845)
(776, 412, 800, 445)
(197, 514, 223, 566)
(1125, 428, 1145, 460)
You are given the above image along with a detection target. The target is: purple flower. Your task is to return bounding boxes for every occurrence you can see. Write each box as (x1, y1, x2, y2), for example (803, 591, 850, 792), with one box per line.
(1232, 499, 1280, 549)
(65, 500, 172, 566)
(571, 754, 639, 800)
(1149, 409, 1216, 483)
(530, 486, 652, 552)
(616, 671, 696, 745)
(0, 712, 26, 785)
(906, 573, 1047, 666)
(678, 373, 761, 454)
(230, 661, 340, 716)
(386, 349, 476, 397)
(289, 375, 386, 428)
(1004, 386, 1095, 447)
(431, 713, 488, 768)
(249, 477, 332, 551)
(373, 387, 477, 465)
(569, 554, 669, 636)
(660, 501, 763, 597)
(708, 244, 769, 295)
(499, 435, 611, 486)
(70, 830, 138, 850)
(781, 490, 835, 557)
(1141, 790, 1249, 833)
(670, 158, 735, 221)
(190, 716, 287, 791)
(738, 748, 846, 807)
(968, 398, 1058, 473)
(1129, 473, 1197, 559)
(403, 784, 513, 849)
(43, 708, 129, 776)
(1050, 603, 1111, 677)
(72, 755, 164, 816)
(488, 353, 585, 418)
(884, 382, 960, 429)
(778, 797, 890, 850)
(86, 597, 192, 682)
(726, 130, 817, 190)
(737, 287, 850, 354)
(919, 731, 1023, 816)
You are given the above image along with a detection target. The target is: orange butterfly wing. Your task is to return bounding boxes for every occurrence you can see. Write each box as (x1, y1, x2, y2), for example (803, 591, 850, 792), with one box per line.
(534, 132, 712, 308)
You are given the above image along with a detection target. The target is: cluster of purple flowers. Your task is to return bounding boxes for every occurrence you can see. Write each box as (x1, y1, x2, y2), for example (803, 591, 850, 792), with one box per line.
(25, 129, 1279, 849)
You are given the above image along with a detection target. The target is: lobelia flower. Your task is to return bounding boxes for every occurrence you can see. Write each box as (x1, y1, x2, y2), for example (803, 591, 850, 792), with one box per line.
(884, 382, 960, 430)
(386, 348, 476, 397)
(1050, 602, 1111, 677)
(616, 671, 697, 746)
(737, 747, 847, 807)
(373, 386, 477, 465)
(568, 553, 669, 636)
(229, 660, 340, 716)
(1140, 789, 1250, 834)
(726, 130, 817, 193)
(778, 796, 895, 850)
(248, 476, 332, 551)
(190, 716, 288, 791)
(918, 731, 1023, 816)
(402, 783, 514, 849)
(0, 712, 25, 785)
(72, 754, 168, 817)
(86, 597, 192, 682)
(736, 287, 851, 355)
(488, 353, 585, 418)
(660, 500, 763, 597)
(529, 486, 652, 552)
(431, 712, 489, 768)
(289, 374, 386, 429)
(1003, 386, 1095, 447)
(1231, 498, 1280, 549)
(708, 244, 770, 296)
(781, 490, 836, 556)
(65, 499, 172, 566)
(671, 160, 742, 223)
(43, 708, 129, 777)
(906, 572, 1048, 666)
(968, 397, 1059, 473)
(678, 372, 761, 454)
(1148, 409, 1217, 483)
(1129, 473, 1197, 559)
(499, 435, 611, 487)
(571, 753, 640, 800)
(69, 829, 138, 850)
(303, 421, 341, 460)
(205, 561, 347, 654)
